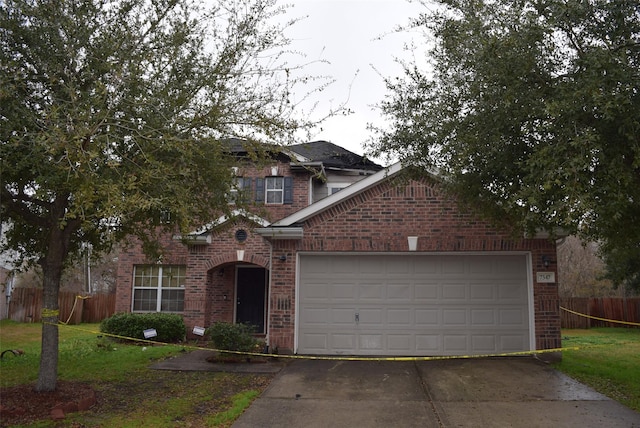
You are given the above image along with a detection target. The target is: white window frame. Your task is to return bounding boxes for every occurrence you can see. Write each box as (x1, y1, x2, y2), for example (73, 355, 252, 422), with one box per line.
(229, 177, 248, 204)
(265, 176, 284, 204)
(327, 182, 350, 195)
(132, 265, 186, 312)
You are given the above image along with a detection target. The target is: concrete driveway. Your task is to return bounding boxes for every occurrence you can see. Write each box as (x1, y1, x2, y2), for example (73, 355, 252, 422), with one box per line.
(232, 357, 640, 428)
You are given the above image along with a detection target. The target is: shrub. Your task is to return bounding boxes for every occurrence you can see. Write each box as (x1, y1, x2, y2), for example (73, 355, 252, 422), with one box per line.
(207, 322, 257, 352)
(100, 313, 186, 343)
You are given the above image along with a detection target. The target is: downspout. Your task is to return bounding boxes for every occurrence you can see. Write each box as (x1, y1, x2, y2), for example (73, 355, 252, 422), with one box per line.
(265, 240, 273, 351)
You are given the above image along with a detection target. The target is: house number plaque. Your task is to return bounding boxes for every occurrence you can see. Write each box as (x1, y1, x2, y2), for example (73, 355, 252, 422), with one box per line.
(536, 272, 555, 283)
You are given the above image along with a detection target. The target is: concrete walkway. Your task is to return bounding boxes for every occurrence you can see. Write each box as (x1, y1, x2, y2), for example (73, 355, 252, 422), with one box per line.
(232, 357, 640, 428)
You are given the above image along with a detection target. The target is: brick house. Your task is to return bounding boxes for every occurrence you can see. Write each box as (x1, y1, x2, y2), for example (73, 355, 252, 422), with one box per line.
(115, 140, 562, 357)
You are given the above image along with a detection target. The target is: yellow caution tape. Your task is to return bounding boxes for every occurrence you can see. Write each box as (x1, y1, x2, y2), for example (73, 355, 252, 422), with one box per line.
(61, 295, 92, 325)
(561, 306, 640, 327)
(41, 309, 60, 318)
(47, 322, 581, 362)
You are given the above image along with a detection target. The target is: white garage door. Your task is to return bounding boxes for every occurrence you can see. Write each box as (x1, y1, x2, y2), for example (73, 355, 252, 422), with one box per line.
(297, 254, 531, 356)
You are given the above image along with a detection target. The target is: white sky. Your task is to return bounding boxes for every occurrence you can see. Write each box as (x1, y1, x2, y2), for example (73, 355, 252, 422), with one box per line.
(279, 0, 427, 160)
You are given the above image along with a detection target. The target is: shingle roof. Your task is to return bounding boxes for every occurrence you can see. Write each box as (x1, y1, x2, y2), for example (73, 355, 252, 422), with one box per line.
(288, 140, 383, 171)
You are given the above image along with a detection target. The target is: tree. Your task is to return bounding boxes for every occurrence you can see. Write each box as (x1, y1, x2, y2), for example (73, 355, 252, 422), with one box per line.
(369, 0, 640, 289)
(556, 236, 619, 297)
(0, 0, 322, 392)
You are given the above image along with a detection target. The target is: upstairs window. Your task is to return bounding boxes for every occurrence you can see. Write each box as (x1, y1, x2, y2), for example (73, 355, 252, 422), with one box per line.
(328, 182, 350, 195)
(255, 176, 293, 204)
(229, 177, 251, 204)
(265, 176, 284, 204)
(132, 265, 185, 312)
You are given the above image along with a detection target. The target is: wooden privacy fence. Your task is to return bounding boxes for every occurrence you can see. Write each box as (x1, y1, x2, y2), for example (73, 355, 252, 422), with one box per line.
(8, 288, 115, 324)
(561, 297, 640, 329)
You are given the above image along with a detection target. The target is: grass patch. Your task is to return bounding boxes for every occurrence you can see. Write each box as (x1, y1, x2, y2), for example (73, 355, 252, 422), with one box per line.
(0, 320, 180, 386)
(555, 328, 640, 412)
(207, 390, 260, 427)
(0, 320, 272, 427)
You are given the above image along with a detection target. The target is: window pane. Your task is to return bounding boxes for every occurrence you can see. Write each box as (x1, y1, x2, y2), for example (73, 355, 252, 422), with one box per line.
(134, 265, 159, 287)
(161, 289, 184, 312)
(162, 265, 185, 288)
(133, 289, 157, 311)
(266, 177, 283, 190)
(266, 177, 284, 204)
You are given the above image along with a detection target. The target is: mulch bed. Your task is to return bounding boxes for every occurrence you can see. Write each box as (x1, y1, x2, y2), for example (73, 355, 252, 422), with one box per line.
(0, 381, 96, 427)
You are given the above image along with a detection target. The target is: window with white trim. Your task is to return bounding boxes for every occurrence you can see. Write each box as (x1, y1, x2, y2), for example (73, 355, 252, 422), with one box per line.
(265, 176, 284, 204)
(132, 265, 185, 312)
(229, 177, 251, 204)
(327, 182, 350, 195)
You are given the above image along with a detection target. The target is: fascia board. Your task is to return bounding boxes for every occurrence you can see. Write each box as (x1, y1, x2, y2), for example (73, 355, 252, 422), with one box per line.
(254, 227, 304, 239)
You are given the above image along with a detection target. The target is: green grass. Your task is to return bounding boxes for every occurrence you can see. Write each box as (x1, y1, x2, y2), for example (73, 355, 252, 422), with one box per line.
(207, 390, 260, 426)
(554, 328, 640, 412)
(0, 320, 180, 386)
(0, 320, 271, 427)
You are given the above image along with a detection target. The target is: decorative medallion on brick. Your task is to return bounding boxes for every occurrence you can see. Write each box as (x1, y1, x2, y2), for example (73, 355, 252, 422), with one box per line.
(235, 229, 248, 243)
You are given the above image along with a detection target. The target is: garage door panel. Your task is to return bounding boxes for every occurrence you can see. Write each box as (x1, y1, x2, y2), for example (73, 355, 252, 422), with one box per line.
(332, 333, 356, 350)
(359, 334, 383, 350)
(442, 283, 467, 299)
(500, 335, 528, 351)
(358, 283, 384, 299)
(302, 333, 327, 351)
(415, 309, 439, 326)
(387, 334, 411, 351)
(441, 257, 467, 274)
(499, 308, 526, 325)
(469, 283, 495, 300)
(444, 335, 468, 352)
(443, 309, 467, 325)
(472, 335, 497, 351)
(360, 308, 383, 325)
(415, 284, 439, 300)
(331, 283, 356, 300)
(498, 284, 527, 300)
(416, 335, 440, 351)
(387, 308, 411, 325)
(298, 254, 530, 356)
(331, 308, 356, 324)
(387, 283, 412, 300)
(302, 282, 330, 299)
(471, 309, 496, 325)
(304, 308, 329, 324)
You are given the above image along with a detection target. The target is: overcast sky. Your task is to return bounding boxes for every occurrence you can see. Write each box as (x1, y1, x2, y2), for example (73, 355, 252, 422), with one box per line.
(279, 0, 427, 160)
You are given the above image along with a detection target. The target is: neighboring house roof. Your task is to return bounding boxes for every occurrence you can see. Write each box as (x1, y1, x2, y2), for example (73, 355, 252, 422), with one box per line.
(288, 140, 383, 171)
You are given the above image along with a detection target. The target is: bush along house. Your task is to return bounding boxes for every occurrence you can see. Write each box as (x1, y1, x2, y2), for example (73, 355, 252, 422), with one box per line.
(115, 140, 563, 359)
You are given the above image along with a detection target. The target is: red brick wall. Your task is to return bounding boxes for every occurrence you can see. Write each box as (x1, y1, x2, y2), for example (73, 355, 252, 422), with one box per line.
(116, 170, 561, 355)
(267, 176, 561, 353)
(115, 159, 311, 334)
(115, 219, 273, 334)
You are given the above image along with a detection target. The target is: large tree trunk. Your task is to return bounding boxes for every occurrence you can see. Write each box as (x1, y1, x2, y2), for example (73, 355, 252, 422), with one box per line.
(35, 216, 70, 392)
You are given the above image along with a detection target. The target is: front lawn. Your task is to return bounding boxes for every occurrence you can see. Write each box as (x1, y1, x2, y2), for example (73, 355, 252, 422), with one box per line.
(554, 328, 640, 412)
(0, 320, 272, 427)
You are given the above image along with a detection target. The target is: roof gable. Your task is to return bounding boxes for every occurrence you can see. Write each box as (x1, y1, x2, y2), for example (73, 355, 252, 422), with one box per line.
(270, 162, 405, 226)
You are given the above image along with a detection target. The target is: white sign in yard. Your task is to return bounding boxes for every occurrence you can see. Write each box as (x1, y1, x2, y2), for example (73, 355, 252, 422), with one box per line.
(143, 328, 158, 339)
(536, 272, 556, 283)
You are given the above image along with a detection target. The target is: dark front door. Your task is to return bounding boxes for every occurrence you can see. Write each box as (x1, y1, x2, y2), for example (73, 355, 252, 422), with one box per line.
(235, 267, 267, 333)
